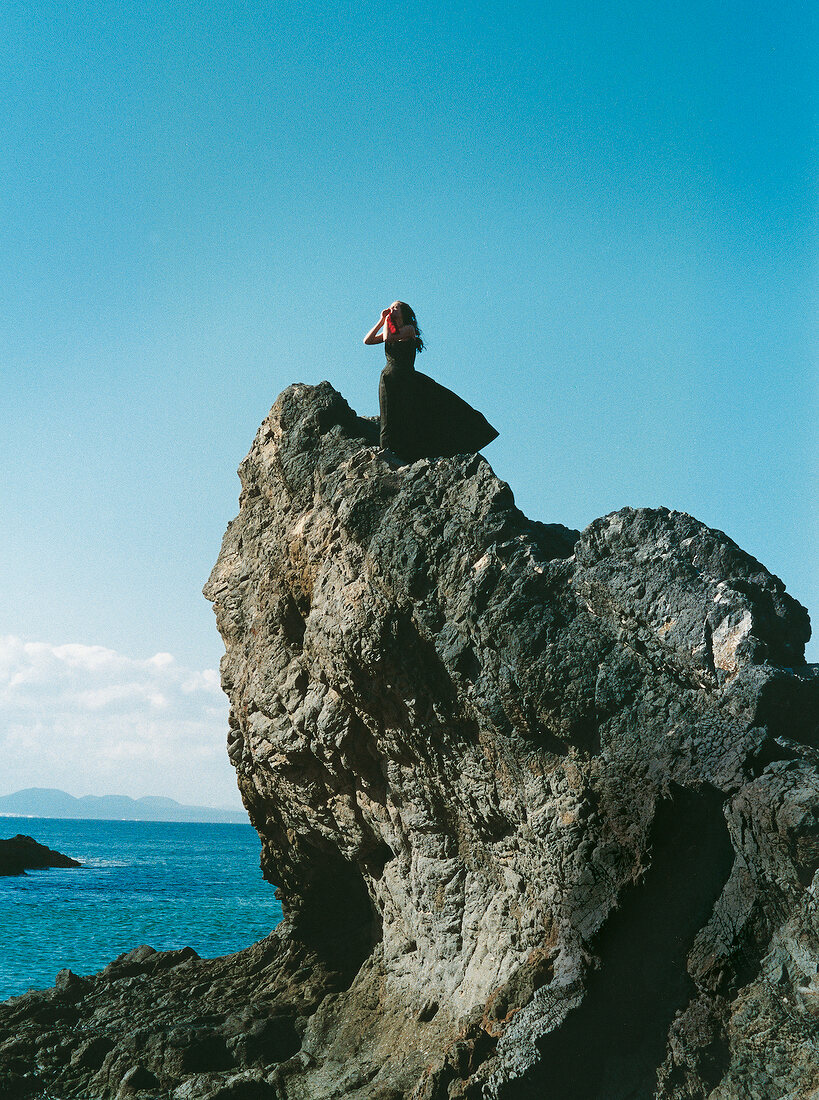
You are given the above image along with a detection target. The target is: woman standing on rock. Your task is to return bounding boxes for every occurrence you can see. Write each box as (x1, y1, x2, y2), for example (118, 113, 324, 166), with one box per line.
(363, 301, 498, 462)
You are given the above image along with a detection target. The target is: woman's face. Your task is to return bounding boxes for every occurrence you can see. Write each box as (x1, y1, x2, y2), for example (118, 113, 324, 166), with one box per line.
(389, 302, 404, 327)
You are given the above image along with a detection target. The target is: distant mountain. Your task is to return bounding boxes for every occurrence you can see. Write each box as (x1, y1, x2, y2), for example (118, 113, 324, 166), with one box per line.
(0, 788, 248, 824)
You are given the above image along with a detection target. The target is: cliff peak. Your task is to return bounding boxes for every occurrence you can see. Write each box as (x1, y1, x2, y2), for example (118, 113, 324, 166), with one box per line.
(202, 382, 817, 1098)
(3, 381, 817, 1100)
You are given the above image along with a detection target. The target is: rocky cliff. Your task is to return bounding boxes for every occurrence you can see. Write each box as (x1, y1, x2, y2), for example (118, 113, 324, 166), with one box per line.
(2, 381, 818, 1100)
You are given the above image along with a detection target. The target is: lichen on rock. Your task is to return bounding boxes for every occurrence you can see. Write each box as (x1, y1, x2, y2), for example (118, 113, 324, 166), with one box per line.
(2, 380, 817, 1100)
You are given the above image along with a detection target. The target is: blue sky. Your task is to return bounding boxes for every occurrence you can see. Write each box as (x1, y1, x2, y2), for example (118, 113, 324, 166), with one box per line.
(2, 1, 817, 807)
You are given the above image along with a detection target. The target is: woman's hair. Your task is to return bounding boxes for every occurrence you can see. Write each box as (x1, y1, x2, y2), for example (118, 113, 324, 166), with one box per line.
(395, 301, 425, 351)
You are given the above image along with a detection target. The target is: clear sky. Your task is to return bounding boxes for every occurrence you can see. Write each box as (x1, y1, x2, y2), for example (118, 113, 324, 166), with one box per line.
(2, 1, 817, 809)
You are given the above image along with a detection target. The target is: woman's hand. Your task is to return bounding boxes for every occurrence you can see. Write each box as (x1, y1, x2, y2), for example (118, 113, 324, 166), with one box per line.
(364, 311, 389, 345)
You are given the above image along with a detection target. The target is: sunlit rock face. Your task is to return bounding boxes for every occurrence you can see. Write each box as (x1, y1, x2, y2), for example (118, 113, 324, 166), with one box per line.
(1, 381, 816, 1100)
(203, 382, 818, 1099)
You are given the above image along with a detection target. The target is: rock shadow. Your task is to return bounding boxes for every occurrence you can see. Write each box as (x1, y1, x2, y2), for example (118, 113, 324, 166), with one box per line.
(295, 844, 380, 986)
(501, 784, 734, 1100)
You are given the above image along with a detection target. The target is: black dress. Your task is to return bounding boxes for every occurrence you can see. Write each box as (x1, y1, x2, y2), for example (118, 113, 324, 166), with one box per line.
(379, 340, 498, 462)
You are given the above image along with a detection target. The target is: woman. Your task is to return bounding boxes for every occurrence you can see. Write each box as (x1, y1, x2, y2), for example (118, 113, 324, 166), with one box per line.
(363, 302, 498, 462)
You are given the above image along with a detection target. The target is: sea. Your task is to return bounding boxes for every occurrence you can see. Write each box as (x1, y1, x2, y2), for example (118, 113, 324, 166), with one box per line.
(0, 816, 283, 1002)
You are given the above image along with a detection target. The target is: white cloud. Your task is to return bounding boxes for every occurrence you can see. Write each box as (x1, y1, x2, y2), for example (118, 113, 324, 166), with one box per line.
(0, 635, 239, 808)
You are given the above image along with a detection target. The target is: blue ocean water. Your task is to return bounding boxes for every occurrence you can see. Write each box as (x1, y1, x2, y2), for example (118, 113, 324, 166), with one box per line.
(0, 816, 283, 1001)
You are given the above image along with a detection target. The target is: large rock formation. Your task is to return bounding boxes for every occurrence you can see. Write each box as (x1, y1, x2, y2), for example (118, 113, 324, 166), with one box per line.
(1, 381, 817, 1099)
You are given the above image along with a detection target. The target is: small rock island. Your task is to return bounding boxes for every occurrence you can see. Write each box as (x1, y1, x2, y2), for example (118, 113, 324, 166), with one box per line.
(1, 382, 817, 1099)
(0, 835, 81, 877)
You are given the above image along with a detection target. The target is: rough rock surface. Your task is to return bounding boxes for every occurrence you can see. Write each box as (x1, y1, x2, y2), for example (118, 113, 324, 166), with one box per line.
(0, 835, 81, 877)
(1, 381, 818, 1100)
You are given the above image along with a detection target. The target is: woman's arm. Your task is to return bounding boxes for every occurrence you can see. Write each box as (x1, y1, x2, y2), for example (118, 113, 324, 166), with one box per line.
(363, 309, 390, 345)
(385, 305, 415, 343)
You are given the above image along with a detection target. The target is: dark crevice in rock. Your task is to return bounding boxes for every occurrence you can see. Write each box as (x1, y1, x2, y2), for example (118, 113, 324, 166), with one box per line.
(337, 716, 390, 806)
(501, 784, 735, 1100)
(568, 710, 602, 755)
(363, 841, 394, 880)
(702, 617, 716, 680)
(746, 736, 799, 779)
(754, 670, 819, 748)
(281, 593, 306, 645)
(293, 844, 379, 986)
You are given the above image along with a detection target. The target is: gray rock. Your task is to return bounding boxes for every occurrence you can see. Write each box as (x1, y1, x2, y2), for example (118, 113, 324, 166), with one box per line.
(1, 381, 817, 1099)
